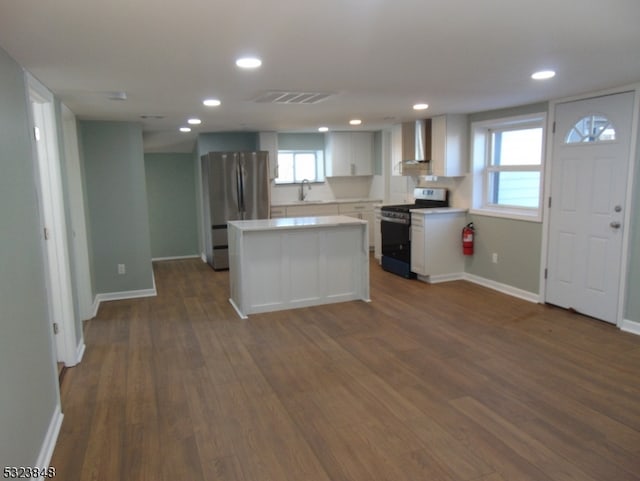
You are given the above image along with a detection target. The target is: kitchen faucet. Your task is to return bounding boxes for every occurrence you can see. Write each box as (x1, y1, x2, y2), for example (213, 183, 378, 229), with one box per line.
(299, 179, 311, 201)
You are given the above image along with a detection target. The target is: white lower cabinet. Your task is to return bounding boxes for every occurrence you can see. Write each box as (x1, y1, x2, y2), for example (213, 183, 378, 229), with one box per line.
(285, 203, 339, 217)
(338, 202, 376, 247)
(411, 211, 466, 282)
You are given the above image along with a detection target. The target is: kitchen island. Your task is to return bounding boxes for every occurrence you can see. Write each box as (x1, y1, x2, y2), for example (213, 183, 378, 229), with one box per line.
(228, 215, 370, 318)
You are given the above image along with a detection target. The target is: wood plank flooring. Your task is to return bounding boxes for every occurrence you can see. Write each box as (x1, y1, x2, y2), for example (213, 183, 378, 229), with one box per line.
(51, 257, 640, 481)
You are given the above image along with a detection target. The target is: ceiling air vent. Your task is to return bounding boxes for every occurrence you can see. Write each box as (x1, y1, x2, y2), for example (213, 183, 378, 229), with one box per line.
(251, 90, 333, 104)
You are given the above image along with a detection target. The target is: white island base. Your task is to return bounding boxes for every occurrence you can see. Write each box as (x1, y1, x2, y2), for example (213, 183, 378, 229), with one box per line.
(228, 216, 370, 318)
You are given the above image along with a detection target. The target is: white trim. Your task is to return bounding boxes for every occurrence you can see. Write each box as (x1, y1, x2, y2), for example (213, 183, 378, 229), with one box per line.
(540, 83, 640, 328)
(464, 273, 540, 303)
(75, 342, 86, 364)
(229, 298, 248, 319)
(617, 86, 640, 329)
(620, 319, 640, 336)
(95, 287, 157, 304)
(91, 274, 157, 316)
(27, 73, 79, 368)
(417, 273, 465, 284)
(201, 252, 207, 263)
(152, 254, 200, 261)
(90, 297, 100, 319)
(35, 406, 63, 481)
(470, 112, 547, 222)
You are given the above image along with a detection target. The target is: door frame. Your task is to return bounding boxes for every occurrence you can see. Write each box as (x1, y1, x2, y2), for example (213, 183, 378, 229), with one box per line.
(27, 73, 80, 366)
(539, 83, 640, 329)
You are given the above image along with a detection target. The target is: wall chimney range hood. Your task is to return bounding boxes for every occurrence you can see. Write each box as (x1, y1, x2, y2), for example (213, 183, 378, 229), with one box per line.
(400, 119, 431, 176)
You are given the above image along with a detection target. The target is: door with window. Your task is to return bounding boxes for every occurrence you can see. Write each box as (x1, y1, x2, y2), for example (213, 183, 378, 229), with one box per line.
(546, 91, 635, 324)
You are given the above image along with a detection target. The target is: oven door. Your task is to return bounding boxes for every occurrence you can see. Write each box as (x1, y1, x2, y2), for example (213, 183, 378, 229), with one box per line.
(381, 217, 411, 263)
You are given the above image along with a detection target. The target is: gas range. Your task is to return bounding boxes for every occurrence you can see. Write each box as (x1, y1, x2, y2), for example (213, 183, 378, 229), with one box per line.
(380, 188, 449, 222)
(381, 188, 449, 278)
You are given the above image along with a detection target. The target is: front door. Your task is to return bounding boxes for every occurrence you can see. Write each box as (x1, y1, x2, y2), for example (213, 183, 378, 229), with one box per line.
(546, 91, 635, 323)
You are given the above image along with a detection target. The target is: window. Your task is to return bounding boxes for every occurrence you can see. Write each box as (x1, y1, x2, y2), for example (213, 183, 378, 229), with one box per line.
(565, 114, 616, 143)
(275, 150, 325, 184)
(471, 113, 546, 221)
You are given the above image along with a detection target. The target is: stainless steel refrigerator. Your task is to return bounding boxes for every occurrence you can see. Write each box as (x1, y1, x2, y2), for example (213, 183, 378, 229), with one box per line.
(201, 151, 270, 270)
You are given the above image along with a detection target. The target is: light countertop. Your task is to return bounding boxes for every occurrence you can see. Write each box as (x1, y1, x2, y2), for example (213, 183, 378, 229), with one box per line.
(410, 207, 468, 215)
(271, 198, 381, 207)
(229, 215, 368, 232)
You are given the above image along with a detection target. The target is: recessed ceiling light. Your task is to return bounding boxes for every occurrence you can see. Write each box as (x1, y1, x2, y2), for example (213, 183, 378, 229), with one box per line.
(187, 118, 201, 125)
(413, 103, 429, 110)
(349, 119, 362, 126)
(107, 91, 127, 101)
(179, 127, 191, 133)
(236, 57, 262, 69)
(203, 98, 221, 107)
(318, 126, 329, 132)
(531, 70, 556, 80)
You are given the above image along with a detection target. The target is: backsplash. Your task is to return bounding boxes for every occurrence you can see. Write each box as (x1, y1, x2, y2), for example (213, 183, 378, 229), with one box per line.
(270, 176, 378, 203)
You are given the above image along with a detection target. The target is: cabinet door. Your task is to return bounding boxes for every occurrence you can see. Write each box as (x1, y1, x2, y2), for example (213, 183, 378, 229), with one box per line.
(351, 132, 374, 175)
(326, 132, 351, 176)
(410, 215, 425, 275)
(258, 131, 279, 179)
(374, 209, 382, 260)
(362, 210, 375, 247)
(285, 203, 339, 217)
(326, 132, 373, 176)
(430, 115, 467, 177)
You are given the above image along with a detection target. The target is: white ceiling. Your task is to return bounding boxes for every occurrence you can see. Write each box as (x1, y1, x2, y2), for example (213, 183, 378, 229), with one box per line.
(1, 0, 639, 153)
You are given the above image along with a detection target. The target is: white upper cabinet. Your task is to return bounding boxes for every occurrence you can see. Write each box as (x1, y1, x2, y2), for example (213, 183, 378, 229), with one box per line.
(430, 114, 468, 177)
(325, 132, 374, 176)
(258, 131, 279, 179)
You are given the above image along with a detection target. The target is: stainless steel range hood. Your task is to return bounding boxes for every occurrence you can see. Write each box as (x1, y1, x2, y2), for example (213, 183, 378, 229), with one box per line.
(400, 119, 431, 176)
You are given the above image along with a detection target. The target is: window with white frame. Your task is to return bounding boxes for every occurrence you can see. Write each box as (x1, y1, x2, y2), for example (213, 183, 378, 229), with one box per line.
(275, 150, 325, 184)
(471, 113, 546, 221)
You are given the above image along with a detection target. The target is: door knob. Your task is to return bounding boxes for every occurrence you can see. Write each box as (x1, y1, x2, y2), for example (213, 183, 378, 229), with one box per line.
(614, 205, 622, 212)
(610, 221, 621, 229)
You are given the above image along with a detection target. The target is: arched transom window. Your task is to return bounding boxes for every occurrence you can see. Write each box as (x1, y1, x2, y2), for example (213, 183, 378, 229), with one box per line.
(565, 114, 616, 144)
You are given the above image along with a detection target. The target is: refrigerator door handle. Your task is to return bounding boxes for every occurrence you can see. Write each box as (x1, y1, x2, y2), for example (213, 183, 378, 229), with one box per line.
(235, 162, 244, 214)
(239, 163, 247, 214)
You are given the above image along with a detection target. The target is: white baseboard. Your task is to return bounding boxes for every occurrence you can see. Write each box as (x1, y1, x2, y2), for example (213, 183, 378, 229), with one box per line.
(95, 286, 157, 304)
(90, 296, 100, 319)
(152, 254, 200, 261)
(75, 342, 86, 364)
(620, 319, 640, 336)
(91, 275, 157, 318)
(35, 406, 63, 480)
(463, 273, 540, 303)
(418, 272, 465, 284)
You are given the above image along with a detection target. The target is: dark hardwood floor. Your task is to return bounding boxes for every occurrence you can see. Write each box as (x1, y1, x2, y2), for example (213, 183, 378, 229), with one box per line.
(51, 257, 640, 481)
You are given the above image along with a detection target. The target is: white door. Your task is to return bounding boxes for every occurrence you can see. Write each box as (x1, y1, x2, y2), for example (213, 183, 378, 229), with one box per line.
(29, 75, 79, 366)
(546, 91, 634, 323)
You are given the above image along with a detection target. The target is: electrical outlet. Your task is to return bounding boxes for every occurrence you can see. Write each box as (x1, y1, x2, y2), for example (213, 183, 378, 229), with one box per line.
(492, 253, 498, 264)
(118, 263, 126, 274)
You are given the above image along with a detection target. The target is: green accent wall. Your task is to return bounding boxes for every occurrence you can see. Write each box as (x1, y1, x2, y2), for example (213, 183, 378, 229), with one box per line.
(465, 215, 542, 294)
(145, 153, 198, 258)
(80, 121, 154, 294)
(278, 132, 325, 150)
(196, 132, 258, 156)
(0, 47, 59, 466)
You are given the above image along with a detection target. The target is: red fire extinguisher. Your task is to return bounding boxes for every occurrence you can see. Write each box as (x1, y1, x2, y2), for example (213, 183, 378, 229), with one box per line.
(462, 222, 475, 256)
